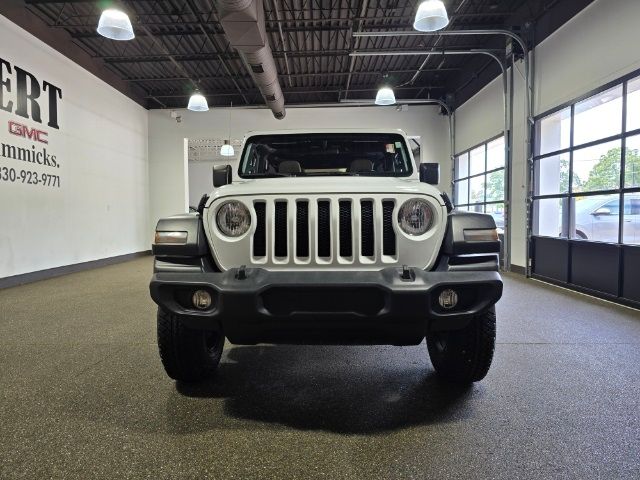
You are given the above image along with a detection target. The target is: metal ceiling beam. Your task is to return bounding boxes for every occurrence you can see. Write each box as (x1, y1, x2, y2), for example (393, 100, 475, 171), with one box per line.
(343, 0, 369, 101)
(24, 0, 100, 3)
(98, 50, 344, 63)
(65, 23, 379, 38)
(145, 84, 446, 99)
(183, 0, 249, 104)
(100, 44, 486, 63)
(52, 14, 513, 29)
(124, 68, 460, 83)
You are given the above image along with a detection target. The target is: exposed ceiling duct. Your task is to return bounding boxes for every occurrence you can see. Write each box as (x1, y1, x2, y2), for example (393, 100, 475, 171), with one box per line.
(216, 0, 286, 119)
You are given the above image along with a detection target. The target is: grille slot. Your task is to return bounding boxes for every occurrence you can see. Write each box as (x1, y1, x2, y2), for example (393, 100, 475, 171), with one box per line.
(253, 202, 266, 257)
(361, 200, 374, 257)
(296, 201, 309, 258)
(382, 200, 396, 256)
(317, 200, 331, 258)
(274, 201, 288, 257)
(339, 200, 353, 257)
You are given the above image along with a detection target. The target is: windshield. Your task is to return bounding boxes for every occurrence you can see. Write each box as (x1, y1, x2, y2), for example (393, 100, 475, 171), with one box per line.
(238, 133, 414, 178)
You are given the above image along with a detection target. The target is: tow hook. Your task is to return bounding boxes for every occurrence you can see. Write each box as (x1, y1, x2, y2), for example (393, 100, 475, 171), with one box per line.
(236, 265, 247, 280)
(400, 265, 415, 282)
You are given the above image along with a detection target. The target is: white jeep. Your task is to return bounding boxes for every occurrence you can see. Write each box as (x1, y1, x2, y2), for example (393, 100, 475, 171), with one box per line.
(150, 129, 502, 384)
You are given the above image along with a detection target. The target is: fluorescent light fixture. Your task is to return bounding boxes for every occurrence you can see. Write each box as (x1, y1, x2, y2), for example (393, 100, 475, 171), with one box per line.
(413, 0, 450, 32)
(97, 9, 135, 41)
(375, 87, 396, 105)
(188, 92, 209, 112)
(220, 140, 235, 156)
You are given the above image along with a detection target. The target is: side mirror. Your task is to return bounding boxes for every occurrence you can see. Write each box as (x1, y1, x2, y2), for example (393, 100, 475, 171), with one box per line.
(213, 165, 232, 187)
(419, 163, 439, 185)
(592, 207, 612, 216)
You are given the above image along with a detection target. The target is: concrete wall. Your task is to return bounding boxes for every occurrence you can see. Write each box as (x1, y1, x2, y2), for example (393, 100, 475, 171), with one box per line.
(454, 0, 640, 268)
(0, 15, 149, 279)
(149, 105, 450, 226)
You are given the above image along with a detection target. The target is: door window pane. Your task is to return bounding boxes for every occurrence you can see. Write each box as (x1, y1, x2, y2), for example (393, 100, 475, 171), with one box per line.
(533, 198, 565, 238)
(469, 175, 485, 204)
(574, 194, 620, 243)
(625, 134, 640, 188)
(537, 108, 571, 155)
(572, 140, 621, 193)
(623, 194, 640, 245)
(487, 137, 505, 170)
(485, 203, 505, 233)
(469, 146, 485, 176)
(574, 85, 623, 146)
(455, 153, 469, 179)
(534, 154, 570, 196)
(626, 76, 640, 132)
(455, 180, 469, 206)
(486, 170, 504, 202)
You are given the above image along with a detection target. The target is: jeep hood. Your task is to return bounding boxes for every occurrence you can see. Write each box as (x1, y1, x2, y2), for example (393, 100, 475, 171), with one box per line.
(207, 177, 445, 205)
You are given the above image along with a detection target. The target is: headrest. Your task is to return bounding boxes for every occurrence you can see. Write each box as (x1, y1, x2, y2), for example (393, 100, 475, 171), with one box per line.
(278, 160, 302, 174)
(348, 159, 373, 173)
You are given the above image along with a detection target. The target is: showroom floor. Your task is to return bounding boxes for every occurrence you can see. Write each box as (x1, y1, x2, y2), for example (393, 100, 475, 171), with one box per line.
(1, 257, 639, 480)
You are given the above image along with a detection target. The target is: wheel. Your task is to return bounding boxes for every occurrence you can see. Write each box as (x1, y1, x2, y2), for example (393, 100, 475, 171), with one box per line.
(157, 307, 225, 382)
(427, 306, 496, 383)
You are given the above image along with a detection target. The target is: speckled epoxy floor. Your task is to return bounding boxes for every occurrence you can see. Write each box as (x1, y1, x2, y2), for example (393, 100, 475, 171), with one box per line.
(1, 257, 639, 479)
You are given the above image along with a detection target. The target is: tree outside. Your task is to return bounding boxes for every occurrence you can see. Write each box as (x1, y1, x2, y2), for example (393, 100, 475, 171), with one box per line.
(581, 147, 640, 191)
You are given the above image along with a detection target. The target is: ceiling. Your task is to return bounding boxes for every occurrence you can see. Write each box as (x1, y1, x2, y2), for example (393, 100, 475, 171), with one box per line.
(15, 0, 595, 110)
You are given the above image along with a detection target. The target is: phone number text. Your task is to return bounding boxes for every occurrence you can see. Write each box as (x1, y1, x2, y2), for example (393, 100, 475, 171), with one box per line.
(0, 166, 61, 187)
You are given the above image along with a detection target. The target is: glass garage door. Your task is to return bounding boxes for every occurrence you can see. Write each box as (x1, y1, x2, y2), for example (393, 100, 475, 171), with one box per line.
(530, 74, 640, 307)
(453, 136, 506, 265)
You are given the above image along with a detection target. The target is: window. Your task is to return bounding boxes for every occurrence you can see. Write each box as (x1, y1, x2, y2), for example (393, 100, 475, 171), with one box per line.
(454, 136, 505, 232)
(533, 74, 640, 245)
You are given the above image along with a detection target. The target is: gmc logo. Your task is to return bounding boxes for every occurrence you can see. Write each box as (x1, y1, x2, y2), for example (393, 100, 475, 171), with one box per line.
(8, 121, 48, 144)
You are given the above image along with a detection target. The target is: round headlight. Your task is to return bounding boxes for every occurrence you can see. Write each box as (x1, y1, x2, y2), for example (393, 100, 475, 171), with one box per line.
(216, 201, 251, 237)
(398, 198, 434, 236)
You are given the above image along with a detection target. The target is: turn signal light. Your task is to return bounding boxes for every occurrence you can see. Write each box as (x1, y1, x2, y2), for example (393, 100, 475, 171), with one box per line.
(463, 228, 499, 242)
(154, 231, 188, 244)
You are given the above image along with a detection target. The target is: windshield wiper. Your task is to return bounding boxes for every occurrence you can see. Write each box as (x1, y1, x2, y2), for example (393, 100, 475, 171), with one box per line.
(243, 173, 296, 178)
(349, 171, 397, 176)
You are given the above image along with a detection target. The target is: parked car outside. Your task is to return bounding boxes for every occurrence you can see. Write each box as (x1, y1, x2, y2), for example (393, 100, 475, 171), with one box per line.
(574, 194, 640, 244)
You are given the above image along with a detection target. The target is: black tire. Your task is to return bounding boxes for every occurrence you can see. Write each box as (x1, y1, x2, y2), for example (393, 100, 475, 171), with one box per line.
(427, 306, 496, 383)
(157, 307, 225, 382)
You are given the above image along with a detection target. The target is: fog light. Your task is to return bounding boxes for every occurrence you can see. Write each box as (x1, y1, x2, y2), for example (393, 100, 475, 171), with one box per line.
(192, 290, 212, 310)
(438, 289, 458, 309)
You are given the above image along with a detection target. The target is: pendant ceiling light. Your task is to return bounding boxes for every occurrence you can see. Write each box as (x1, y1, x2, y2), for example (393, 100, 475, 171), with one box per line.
(375, 87, 396, 106)
(97, 9, 135, 41)
(221, 103, 235, 156)
(187, 91, 209, 112)
(220, 140, 235, 157)
(413, 0, 450, 32)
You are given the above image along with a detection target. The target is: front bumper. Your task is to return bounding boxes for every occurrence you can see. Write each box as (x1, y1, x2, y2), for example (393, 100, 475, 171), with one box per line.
(150, 267, 502, 345)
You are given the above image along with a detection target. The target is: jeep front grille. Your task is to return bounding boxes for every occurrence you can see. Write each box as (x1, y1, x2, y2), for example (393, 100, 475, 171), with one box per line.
(251, 197, 397, 265)
(296, 201, 309, 258)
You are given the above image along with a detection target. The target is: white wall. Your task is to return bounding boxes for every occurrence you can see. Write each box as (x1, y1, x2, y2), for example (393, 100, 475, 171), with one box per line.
(149, 105, 450, 225)
(189, 160, 218, 207)
(0, 15, 149, 279)
(454, 0, 640, 268)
